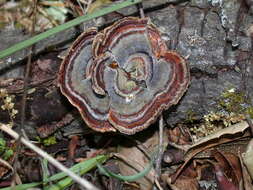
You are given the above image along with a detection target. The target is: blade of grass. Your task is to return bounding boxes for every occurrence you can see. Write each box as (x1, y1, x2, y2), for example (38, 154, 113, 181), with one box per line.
(46, 155, 109, 182)
(44, 155, 109, 190)
(97, 160, 153, 182)
(44, 177, 73, 190)
(0, 0, 142, 59)
(0, 182, 41, 190)
(97, 149, 158, 182)
(41, 158, 50, 186)
(0, 155, 109, 190)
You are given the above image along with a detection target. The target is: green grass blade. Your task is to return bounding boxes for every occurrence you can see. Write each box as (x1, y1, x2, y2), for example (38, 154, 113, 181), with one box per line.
(44, 177, 72, 190)
(0, 182, 41, 190)
(44, 155, 109, 190)
(46, 154, 108, 182)
(97, 152, 156, 182)
(0, 155, 109, 190)
(41, 158, 50, 186)
(0, 0, 142, 59)
(97, 160, 153, 182)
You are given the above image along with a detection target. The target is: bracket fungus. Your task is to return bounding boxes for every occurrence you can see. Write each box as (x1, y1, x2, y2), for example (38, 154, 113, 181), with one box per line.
(58, 17, 190, 135)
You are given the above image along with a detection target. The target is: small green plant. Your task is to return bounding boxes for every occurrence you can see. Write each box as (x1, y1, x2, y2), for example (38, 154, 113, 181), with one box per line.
(42, 136, 57, 146)
(0, 154, 109, 190)
(0, 137, 13, 160)
(36, 135, 57, 146)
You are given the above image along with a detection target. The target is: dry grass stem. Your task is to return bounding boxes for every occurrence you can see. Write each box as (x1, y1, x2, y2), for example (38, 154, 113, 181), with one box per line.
(0, 123, 100, 190)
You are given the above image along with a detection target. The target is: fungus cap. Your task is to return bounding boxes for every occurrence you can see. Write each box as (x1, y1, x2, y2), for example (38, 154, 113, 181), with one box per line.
(58, 17, 190, 135)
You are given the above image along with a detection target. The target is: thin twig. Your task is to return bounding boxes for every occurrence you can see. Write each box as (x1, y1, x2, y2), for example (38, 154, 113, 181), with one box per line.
(155, 115, 164, 177)
(155, 178, 164, 190)
(0, 123, 100, 190)
(0, 157, 13, 171)
(153, 115, 165, 190)
(77, 0, 86, 15)
(84, 0, 93, 15)
(12, 0, 38, 186)
(20, 0, 37, 137)
(137, 2, 145, 18)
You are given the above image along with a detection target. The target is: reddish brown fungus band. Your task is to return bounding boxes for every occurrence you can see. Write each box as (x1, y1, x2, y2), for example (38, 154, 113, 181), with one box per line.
(58, 17, 190, 135)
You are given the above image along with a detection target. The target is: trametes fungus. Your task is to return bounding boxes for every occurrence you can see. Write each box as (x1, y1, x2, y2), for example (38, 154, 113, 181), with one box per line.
(58, 17, 190, 135)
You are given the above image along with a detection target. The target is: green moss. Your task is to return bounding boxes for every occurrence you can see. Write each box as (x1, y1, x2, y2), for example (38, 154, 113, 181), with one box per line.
(217, 88, 253, 119)
(218, 88, 249, 114)
(186, 109, 198, 123)
(189, 88, 253, 140)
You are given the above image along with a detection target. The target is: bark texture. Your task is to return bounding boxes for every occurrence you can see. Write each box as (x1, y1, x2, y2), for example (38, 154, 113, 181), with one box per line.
(0, 0, 252, 137)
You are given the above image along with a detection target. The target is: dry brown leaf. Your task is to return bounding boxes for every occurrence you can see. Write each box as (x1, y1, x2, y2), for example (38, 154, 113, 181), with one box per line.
(239, 154, 253, 190)
(212, 150, 242, 188)
(117, 130, 168, 190)
(214, 164, 239, 190)
(165, 165, 199, 190)
(167, 124, 192, 145)
(171, 120, 251, 183)
(190, 120, 250, 149)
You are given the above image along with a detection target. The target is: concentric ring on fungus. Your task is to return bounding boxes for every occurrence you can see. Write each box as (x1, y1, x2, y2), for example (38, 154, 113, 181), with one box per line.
(58, 17, 190, 135)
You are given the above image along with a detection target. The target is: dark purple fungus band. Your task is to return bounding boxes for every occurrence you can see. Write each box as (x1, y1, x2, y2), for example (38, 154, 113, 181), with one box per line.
(58, 17, 190, 135)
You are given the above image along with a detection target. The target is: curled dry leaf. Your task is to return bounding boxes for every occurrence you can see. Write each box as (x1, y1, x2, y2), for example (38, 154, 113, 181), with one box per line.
(190, 120, 250, 149)
(214, 164, 239, 190)
(212, 150, 242, 189)
(58, 17, 190, 135)
(242, 139, 253, 180)
(170, 120, 251, 183)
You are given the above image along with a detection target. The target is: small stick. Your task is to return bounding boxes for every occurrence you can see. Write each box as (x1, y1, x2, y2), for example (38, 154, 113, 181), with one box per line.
(77, 0, 86, 15)
(155, 115, 164, 177)
(137, 2, 145, 18)
(12, 0, 38, 186)
(20, 0, 37, 136)
(0, 123, 99, 190)
(0, 157, 13, 171)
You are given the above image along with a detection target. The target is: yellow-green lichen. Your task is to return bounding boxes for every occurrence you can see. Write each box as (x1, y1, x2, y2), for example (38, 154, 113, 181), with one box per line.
(190, 111, 245, 141)
(186, 109, 198, 123)
(190, 88, 253, 141)
(218, 88, 249, 114)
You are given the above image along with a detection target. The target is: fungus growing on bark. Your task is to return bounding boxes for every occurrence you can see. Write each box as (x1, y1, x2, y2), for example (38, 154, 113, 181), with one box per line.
(58, 17, 190, 135)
